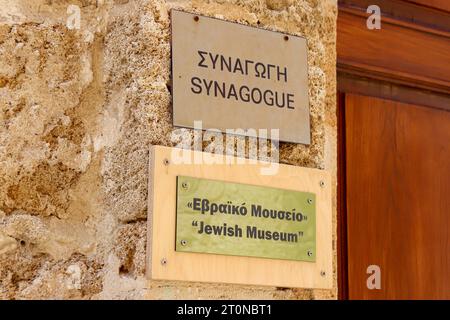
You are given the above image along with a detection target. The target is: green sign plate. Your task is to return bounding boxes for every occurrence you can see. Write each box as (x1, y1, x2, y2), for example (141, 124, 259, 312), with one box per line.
(175, 176, 316, 262)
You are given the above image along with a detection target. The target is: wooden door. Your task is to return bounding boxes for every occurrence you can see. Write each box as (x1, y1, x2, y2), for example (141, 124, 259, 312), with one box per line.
(345, 93, 450, 299)
(337, 0, 450, 299)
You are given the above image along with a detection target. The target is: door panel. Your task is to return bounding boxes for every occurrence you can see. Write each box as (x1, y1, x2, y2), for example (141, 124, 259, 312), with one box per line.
(345, 93, 450, 299)
(405, 0, 450, 12)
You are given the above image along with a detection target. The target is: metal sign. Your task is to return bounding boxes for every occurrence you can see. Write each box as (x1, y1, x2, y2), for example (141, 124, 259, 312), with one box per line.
(171, 10, 311, 144)
(175, 176, 316, 261)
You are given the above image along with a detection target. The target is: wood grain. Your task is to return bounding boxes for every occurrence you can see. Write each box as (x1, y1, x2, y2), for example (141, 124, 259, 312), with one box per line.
(337, 92, 349, 300)
(404, 0, 450, 12)
(337, 72, 450, 112)
(339, 0, 450, 35)
(337, 8, 450, 94)
(146, 145, 333, 289)
(345, 94, 450, 299)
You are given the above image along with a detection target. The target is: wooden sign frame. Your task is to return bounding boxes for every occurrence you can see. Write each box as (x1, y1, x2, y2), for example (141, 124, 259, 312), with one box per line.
(146, 145, 332, 288)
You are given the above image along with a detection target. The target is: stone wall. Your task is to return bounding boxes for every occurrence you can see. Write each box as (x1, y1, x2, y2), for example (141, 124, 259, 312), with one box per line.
(0, 0, 337, 299)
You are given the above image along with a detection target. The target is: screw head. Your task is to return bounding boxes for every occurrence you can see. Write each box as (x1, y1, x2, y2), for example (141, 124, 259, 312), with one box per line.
(194, 16, 199, 22)
(181, 182, 188, 190)
(160, 258, 167, 266)
(180, 239, 187, 246)
(319, 180, 325, 188)
(307, 250, 313, 257)
(320, 271, 326, 277)
(307, 198, 313, 205)
(163, 158, 169, 166)
(284, 35, 289, 41)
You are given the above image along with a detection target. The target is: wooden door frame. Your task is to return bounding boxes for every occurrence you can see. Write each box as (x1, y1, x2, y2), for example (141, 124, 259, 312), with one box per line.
(336, 0, 450, 299)
(337, 92, 349, 300)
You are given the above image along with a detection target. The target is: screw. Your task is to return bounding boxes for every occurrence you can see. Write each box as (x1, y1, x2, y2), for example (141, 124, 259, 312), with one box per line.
(284, 35, 289, 41)
(319, 180, 325, 188)
(320, 271, 326, 277)
(160, 258, 167, 266)
(181, 182, 188, 190)
(163, 158, 169, 166)
(307, 250, 313, 257)
(194, 16, 199, 22)
(180, 239, 187, 246)
(307, 198, 313, 205)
